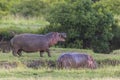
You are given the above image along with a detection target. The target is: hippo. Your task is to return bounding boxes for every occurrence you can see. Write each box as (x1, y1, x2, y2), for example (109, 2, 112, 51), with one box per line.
(10, 32, 66, 57)
(57, 52, 97, 69)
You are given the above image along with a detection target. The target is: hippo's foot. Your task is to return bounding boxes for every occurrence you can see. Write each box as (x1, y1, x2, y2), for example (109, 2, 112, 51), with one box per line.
(40, 54, 43, 57)
(18, 53, 22, 57)
(13, 54, 18, 57)
(48, 55, 51, 57)
(40, 52, 44, 57)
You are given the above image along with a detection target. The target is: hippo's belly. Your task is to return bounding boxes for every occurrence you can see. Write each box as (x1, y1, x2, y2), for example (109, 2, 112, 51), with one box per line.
(21, 43, 48, 52)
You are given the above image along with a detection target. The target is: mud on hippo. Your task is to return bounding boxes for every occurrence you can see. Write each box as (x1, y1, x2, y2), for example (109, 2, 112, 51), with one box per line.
(10, 32, 66, 57)
(57, 52, 97, 69)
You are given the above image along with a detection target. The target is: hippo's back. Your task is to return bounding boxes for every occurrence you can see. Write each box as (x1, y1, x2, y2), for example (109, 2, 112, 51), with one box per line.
(69, 52, 88, 63)
(11, 34, 42, 45)
(61, 52, 88, 64)
(10, 33, 49, 52)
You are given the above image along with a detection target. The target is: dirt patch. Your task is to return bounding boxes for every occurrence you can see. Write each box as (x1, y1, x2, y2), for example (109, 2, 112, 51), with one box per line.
(24, 59, 120, 69)
(23, 60, 56, 69)
(0, 61, 17, 69)
(0, 60, 56, 69)
(97, 59, 120, 67)
(0, 59, 119, 69)
(24, 60, 46, 69)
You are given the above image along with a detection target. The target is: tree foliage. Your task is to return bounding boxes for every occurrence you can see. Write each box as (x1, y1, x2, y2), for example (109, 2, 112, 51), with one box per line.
(42, 0, 114, 53)
(95, 0, 120, 15)
(11, 0, 48, 17)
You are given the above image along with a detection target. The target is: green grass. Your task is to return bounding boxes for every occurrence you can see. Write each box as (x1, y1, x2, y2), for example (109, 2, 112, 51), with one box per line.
(0, 48, 120, 80)
(0, 15, 49, 27)
(0, 15, 49, 33)
(0, 48, 119, 62)
(0, 48, 88, 62)
(0, 65, 120, 79)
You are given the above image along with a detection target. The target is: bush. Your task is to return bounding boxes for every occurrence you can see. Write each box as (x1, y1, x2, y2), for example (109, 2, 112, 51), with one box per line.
(41, 0, 114, 53)
(96, 0, 120, 15)
(0, 27, 22, 40)
(110, 19, 120, 50)
(0, 26, 39, 41)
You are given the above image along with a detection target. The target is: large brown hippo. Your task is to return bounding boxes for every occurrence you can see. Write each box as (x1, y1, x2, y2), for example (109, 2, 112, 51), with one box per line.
(57, 52, 97, 69)
(10, 32, 66, 57)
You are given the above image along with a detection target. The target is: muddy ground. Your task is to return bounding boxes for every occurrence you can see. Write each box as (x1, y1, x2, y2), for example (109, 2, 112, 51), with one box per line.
(0, 59, 120, 69)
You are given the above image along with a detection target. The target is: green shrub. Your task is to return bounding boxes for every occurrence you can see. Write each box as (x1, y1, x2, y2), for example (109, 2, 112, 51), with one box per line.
(96, 0, 120, 15)
(0, 27, 22, 40)
(40, 0, 114, 53)
(110, 19, 120, 50)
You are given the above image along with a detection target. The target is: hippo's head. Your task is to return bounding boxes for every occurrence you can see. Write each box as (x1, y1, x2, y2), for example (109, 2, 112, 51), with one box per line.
(51, 32, 67, 42)
(87, 56, 97, 69)
(59, 32, 67, 41)
(48, 32, 67, 46)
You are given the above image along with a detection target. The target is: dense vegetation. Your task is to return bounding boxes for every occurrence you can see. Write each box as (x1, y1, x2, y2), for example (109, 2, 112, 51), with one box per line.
(0, 0, 120, 53)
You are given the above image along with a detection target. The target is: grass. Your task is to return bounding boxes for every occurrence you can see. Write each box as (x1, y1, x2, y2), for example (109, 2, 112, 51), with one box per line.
(0, 15, 49, 27)
(0, 15, 49, 33)
(0, 48, 120, 80)
(0, 48, 119, 62)
(0, 65, 120, 79)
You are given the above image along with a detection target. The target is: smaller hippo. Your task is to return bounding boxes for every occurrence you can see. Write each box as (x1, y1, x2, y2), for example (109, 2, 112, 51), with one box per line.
(57, 52, 97, 69)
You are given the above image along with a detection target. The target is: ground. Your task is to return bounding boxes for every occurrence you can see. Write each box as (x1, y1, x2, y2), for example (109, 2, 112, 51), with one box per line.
(0, 48, 120, 80)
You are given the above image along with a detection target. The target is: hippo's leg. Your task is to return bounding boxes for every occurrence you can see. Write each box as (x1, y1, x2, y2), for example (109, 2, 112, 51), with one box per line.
(40, 51, 44, 57)
(46, 49, 51, 57)
(2, 49, 5, 53)
(17, 49, 22, 56)
(12, 48, 18, 56)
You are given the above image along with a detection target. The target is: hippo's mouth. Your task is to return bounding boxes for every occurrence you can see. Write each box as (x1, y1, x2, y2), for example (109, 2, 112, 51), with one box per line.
(59, 32, 67, 42)
(61, 37, 66, 41)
